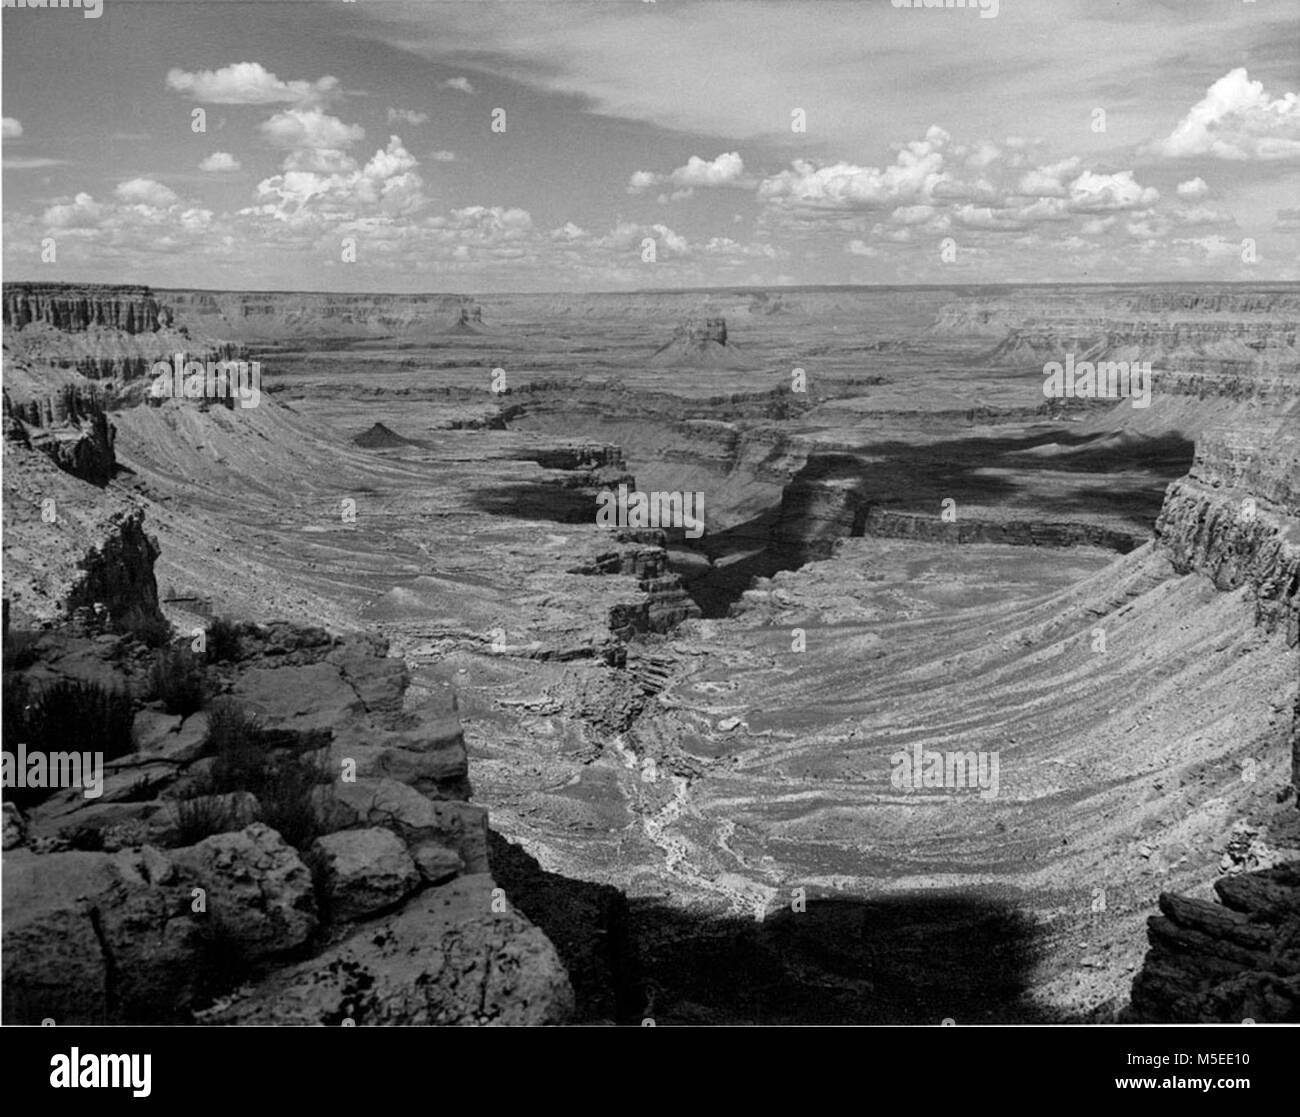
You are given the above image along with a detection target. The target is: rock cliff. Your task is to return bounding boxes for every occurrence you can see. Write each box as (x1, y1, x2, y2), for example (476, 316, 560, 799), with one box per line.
(1153, 415, 1300, 647)
(1127, 864, 1299, 1022)
(3, 384, 116, 486)
(3, 283, 173, 334)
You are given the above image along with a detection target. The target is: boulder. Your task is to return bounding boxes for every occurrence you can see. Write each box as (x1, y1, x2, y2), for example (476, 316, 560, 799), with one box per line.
(311, 828, 420, 921)
(169, 822, 317, 957)
(1, 846, 200, 1023)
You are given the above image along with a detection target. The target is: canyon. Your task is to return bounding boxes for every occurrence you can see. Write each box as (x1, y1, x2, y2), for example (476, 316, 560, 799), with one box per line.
(2, 280, 1297, 1024)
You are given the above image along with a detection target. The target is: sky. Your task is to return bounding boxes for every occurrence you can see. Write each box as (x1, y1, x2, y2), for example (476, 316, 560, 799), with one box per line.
(1, 0, 1298, 292)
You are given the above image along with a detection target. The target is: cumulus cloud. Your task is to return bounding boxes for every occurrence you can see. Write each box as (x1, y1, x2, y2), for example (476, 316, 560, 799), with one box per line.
(1066, 170, 1159, 212)
(2, 117, 23, 139)
(758, 127, 949, 210)
(260, 108, 366, 153)
(1017, 157, 1081, 198)
(115, 178, 180, 207)
(166, 62, 339, 106)
(1154, 68, 1300, 161)
(248, 136, 426, 225)
(1176, 177, 1210, 198)
(441, 77, 475, 95)
(43, 192, 105, 229)
(388, 108, 430, 126)
(628, 151, 746, 194)
(199, 152, 242, 173)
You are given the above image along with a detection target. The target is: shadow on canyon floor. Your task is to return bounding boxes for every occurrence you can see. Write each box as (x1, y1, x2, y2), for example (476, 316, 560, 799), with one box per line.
(490, 832, 1052, 1025)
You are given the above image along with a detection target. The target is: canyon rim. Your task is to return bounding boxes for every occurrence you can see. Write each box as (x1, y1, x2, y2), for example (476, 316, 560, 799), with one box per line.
(2, 0, 1298, 1056)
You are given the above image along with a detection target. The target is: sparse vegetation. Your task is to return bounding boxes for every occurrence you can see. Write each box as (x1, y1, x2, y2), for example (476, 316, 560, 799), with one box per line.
(149, 646, 206, 716)
(257, 751, 328, 850)
(171, 793, 240, 847)
(2, 674, 135, 808)
(205, 700, 266, 793)
(205, 616, 243, 662)
(195, 699, 327, 850)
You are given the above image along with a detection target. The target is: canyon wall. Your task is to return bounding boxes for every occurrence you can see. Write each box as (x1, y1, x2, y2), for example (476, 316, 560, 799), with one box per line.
(3, 283, 173, 334)
(158, 288, 479, 340)
(1153, 416, 1300, 648)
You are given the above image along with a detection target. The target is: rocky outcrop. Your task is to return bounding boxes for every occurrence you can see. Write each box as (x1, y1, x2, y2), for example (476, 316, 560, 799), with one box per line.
(3, 384, 116, 485)
(571, 534, 702, 637)
(1127, 864, 1300, 1023)
(1, 828, 315, 1023)
(1154, 418, 1300, 647)
(64, 508, 164, 630)
(3, 621, 574, 1025)
(649, 316, 758, 369)
(194, 874, 573, 1026)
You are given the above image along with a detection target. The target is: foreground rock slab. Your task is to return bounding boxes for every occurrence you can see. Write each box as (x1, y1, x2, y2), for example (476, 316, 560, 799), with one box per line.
(198, 873, 574, 1025)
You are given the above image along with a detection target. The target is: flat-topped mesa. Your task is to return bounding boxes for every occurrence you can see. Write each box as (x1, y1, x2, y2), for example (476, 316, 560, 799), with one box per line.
(157, 289, 477, 340)
(648, 314, 759, 370)
(3, 282, 172, 334)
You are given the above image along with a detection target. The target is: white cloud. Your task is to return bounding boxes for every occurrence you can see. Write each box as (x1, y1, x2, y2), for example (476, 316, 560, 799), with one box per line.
(115, 178, 180, 207)
(388, 108, 430, 126)
(166, 62, 339, 106)
(1176, 177, 1209, 198)
(629, 151, 746, 194)
(429, 150, 457, 162)
(441, 77, 475, 95)
(2, 117, 23, 139)
(758, 127, 949, 211)
(260, 109, 366, 154)
(846, 239, 878, 257)
(42, 192, 104, 229)
(672, 152, 744, 187)
(199, 152, 242, 173)
(1017, 157, 1081, 198)
(1154, 68, 1300, 161)
(1066, 170, 1159, 212)
(248, 136, 426, 225)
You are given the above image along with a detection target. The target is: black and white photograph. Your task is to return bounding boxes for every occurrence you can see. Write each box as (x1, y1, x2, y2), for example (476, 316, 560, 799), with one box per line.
(1, 0, 1297, 1075)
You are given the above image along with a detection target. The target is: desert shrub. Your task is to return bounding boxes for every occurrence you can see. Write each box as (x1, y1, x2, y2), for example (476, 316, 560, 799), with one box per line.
(170, 793, 239, 847)
(19, 677, 135, 759)
(149, 646, 206, 716)
(205, 700, 267, 793)
(2, 628, 42, 671)
(115, 605, 172, 649)
(205, 616, 243, 662)
(200, 701, 326, 850)
(256, 752, 328, 850)
(2, 675, 135, 808)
